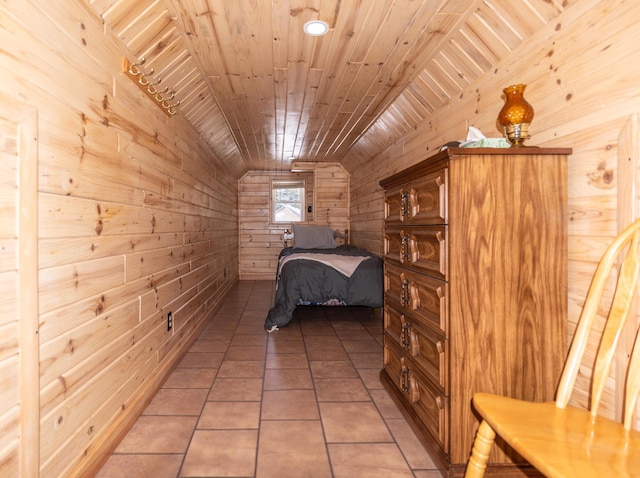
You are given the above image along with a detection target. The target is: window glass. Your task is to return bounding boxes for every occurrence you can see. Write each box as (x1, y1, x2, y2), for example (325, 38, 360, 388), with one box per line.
(272, 179, 305, 223)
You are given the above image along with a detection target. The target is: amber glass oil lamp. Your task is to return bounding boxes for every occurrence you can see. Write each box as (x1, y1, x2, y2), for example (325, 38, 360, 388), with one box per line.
(498, 84, 534, 147)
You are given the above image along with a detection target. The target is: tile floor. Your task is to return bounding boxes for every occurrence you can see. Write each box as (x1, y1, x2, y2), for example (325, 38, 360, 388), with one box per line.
(96, 281, 444, 477)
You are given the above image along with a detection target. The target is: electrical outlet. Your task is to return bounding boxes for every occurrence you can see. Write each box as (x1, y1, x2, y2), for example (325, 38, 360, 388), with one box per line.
(167, 311, 173, 331)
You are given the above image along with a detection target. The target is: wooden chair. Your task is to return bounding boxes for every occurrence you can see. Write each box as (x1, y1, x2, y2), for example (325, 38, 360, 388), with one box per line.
(464, 219, 640, 477)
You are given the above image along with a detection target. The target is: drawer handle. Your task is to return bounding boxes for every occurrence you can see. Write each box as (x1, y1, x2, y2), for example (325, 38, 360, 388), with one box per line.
(401, 234, 410, 262)
(401, 279, 411, 307)
(400, 192, 409, 220)
(401, 366, 410, 393)
(401, 322, 411, 349)
(436, 396, 445, 410)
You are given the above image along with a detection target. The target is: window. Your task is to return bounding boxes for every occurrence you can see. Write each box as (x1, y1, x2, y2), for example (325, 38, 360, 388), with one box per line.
(272, 179, 305, 223)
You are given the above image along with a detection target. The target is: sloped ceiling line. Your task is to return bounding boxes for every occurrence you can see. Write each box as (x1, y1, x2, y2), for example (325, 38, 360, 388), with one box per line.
(90, 0, 566, 178)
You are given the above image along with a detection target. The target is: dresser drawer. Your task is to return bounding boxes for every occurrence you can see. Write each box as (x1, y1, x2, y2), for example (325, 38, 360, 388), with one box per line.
(384, 168, 447, 225)
(383, 302, 408, 350)
(383, 340, 409, 395)
(384, 226, 447, 279)
(409, 366, 449, 453)
(384, 263, 448, 334)
(383, 341, 448, 450)
(384, 303, 447, 391)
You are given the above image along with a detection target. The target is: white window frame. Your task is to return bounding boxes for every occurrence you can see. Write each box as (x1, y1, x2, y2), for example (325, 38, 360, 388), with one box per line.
(271, 179, 306, 223)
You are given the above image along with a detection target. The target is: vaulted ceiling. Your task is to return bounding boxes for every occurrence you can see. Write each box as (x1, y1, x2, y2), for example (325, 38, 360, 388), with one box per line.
(89, 0, 569, 177)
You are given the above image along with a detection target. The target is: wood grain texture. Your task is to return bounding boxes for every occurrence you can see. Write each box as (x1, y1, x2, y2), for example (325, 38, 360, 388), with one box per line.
(1, 1, 239, 476)
(381, 148, 569, 475)
(2, 0, 640, 475)
(350, 1, 640, 439)
(238, 164, 349, 280)
(616, 115, 640, 430)
(0, 97, 29, 478)
(467, 219, 640, 478)
(448, 151, 568, 465)
(81, 0, 570, 175)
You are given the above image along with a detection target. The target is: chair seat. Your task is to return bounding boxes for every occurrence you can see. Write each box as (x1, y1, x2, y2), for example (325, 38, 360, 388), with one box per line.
(473, 393, 640, 477)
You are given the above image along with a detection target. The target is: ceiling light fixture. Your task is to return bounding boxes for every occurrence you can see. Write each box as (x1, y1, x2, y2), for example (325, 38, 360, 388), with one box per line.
(303, 20, 329, 36)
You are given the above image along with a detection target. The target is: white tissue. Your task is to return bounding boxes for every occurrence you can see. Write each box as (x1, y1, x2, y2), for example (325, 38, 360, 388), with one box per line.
(461, 126, 486, 145)
(460, 126, 510, 148)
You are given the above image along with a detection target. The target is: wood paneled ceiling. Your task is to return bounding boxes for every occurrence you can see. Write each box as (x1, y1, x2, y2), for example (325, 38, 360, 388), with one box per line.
(89, 0, 569, 177)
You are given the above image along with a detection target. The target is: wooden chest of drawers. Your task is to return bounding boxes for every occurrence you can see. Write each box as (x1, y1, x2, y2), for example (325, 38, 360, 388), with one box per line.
(379, 147, 570, 476)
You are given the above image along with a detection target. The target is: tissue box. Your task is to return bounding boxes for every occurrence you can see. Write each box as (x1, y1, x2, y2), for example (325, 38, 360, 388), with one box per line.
(461, 138, 511, 148)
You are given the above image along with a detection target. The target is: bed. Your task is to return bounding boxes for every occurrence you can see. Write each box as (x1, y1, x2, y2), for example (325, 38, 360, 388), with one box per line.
(264, 224, 383, 332)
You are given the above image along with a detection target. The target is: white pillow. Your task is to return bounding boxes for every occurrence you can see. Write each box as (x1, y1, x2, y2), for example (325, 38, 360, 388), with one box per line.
(293, 224, 336, 249)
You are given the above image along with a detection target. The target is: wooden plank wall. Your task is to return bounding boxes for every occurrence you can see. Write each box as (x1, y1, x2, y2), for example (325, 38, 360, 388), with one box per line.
(239, 171, 314, 280)
(616, 114, 640, 429)
(0, 1, 239, 476)
(347, 0, 640, 428)
(239, 163, 349, 280)
(0, 99, 23, 478)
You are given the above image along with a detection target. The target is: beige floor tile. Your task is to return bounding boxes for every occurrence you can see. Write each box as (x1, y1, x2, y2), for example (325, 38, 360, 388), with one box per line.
(208, 378, 263, 401)
(385, 418, 439, 470)
(180, 429, 258, 477)
(310, 360, 359, 379)
(235, 325, 265, 335)
(98, 281, 449, 478)
(188, 339, 229, 353)
(268, 326, 303, 340)
(265, 352, 309, 369)
(349, 352, 383, 369)
(319, 402, 392, 443)
(306, 345, 349, 361)
(314, 378, 371, 401)
(230, 334, 269, 347)
(370, 388, 405, 419)
(197, 328, 235, 341)
(217, 360, 265, 378)
(267, 339, 306, 354)
(242, 307, 269, 316)
(114, 415, 197, 453)
(264, 368, 313, 390)
(210, 314, 243, 325)
(198, 401, 260, 429)
(177, 351, 225, 368)
(143, 388, 208, 416)
(328, 443, 414, 477)
(301, 325, 337, 336)
(96, 454, 183, 478)
(224, 345, 267, 361)
(304, 334, 341, 346)
(334, 329, 379, 341)
(412, 471, 446, 477)
(371, 336, 384, 347)
(329, 320, 366, 331)
(340, 339, 383, 353)
(162, 368, 217, 389)
(327, 314, 363, 324)
(256, 420, 332, 478)
(261, 389, 319, 420)
(358, 368, 384, 389)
